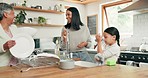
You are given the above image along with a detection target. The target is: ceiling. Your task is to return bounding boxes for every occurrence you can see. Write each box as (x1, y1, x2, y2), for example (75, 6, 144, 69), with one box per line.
(63, 0, 99, 4)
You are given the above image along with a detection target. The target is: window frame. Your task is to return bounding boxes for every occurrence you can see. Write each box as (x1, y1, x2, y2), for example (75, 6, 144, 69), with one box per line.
(101, 0, 132, 33)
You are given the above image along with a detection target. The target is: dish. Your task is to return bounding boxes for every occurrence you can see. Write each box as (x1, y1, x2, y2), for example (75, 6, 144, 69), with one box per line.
(59, 59, 75, 70)
(75, 61, 98, 67)
(10, 33, 35, 59)
(37, 53, 60, 62)
(37, 53, 60, 59)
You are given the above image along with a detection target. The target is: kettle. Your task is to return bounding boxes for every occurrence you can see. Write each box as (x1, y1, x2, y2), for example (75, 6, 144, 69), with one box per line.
(139, 43, 148, 51)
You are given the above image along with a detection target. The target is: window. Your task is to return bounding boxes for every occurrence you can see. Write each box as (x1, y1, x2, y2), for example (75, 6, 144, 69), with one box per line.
(101, 0, 133, 37)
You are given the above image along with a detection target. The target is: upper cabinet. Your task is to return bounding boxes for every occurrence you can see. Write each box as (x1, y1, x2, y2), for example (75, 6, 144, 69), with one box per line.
(13, 6, 64, 14)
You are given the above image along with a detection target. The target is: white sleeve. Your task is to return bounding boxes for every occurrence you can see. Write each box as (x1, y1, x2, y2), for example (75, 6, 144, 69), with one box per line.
(0, 44, 6, 53)
(102, 46, 120, 59)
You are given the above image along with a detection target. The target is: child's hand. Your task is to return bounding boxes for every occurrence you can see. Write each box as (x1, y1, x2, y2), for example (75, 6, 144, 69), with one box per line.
(95, 34, 102, 43)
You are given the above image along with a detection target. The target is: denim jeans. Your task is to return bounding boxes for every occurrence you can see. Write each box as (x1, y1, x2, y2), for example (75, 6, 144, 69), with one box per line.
(72, 51, 94, 63)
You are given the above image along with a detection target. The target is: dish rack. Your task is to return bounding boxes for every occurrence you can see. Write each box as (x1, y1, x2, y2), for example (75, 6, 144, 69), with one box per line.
(10, 52, 59, 72)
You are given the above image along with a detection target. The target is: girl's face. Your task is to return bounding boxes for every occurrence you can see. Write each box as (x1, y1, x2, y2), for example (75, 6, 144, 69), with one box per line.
(66, 10, 72, 23)
(103, 32, 116, 45)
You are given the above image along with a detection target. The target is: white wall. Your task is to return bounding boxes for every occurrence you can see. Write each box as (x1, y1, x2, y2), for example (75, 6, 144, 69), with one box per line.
(124, 12, 148, 48)
(85, 0, 114, 34)
(2, 0, 85, 38)
(85, 0, 148, 49)
(2, 0, 114, 38)
(3, 0, 148, 49)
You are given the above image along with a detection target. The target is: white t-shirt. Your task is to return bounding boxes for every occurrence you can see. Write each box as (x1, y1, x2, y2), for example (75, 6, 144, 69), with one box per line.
(95, 42, 120, 64)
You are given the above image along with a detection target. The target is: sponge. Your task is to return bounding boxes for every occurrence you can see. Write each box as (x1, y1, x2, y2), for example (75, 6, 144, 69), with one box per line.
(106, 59, 116, 66)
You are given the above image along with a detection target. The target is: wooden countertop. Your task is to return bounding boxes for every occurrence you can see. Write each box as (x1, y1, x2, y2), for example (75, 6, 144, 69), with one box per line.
(0, 64, 147, 78)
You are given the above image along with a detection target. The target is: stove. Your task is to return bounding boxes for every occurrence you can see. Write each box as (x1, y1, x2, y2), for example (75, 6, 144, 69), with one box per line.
(118, 51, 148, 66)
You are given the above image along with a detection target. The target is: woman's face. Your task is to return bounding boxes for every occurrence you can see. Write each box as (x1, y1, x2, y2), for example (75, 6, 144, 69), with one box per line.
(66, 10, 72, 23)
(5, 10, 15, 25)
(103, 32, 116, 45)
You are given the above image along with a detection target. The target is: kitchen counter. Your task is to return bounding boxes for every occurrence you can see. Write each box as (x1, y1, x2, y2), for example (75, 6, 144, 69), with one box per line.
(121, 50, 148, 54)
(0, 64, 148, 78)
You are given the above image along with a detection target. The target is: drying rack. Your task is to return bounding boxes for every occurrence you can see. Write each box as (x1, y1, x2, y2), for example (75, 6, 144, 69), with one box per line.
(10, 54, 59, 72)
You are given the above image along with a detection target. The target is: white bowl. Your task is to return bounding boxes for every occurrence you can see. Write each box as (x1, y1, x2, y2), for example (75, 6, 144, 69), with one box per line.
(59, 59, 75, 70)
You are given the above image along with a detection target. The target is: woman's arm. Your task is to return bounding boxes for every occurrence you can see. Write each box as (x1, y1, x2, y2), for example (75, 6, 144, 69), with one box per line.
(60, 27, 67, 49)
(77, 26, 92, 49)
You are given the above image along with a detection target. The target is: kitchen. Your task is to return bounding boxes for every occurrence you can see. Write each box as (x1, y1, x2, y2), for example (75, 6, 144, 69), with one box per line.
(0, 0, 148, 77)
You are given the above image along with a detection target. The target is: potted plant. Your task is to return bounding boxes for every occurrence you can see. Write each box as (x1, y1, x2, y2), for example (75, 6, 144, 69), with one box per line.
(38, 16, 46, 24)
(14, 10, 27, 24)
(22, 0, 27, 7)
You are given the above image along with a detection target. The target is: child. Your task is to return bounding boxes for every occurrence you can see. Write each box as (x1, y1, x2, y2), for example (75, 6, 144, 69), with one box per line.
(94, 27, 120, 65)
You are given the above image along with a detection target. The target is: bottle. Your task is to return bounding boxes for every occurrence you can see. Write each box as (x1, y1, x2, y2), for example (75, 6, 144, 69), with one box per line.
(55, 40, 60, 57)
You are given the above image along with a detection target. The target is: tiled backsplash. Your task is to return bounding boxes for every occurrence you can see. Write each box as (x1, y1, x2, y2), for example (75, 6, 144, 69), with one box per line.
(125, 12, 148, 48)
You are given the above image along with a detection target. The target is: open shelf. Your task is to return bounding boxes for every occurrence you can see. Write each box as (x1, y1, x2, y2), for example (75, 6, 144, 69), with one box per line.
(13, 6, 64, 14)
(15, 23, 64, 27)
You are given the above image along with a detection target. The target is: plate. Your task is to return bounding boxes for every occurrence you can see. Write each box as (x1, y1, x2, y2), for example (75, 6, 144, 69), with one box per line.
(37, 53, 60, 59)
(75, 61, 98, 67)
(37, 53, 60, 63)
(10, 33, 35, 59)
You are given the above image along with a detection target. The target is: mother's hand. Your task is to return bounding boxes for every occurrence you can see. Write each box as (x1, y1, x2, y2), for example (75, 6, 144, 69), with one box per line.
(77, 42, 88, 49)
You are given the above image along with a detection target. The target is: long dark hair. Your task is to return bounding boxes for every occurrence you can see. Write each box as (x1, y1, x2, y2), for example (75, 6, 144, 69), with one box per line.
(65, 7, 83, 30)
(104, 27, 120, 46)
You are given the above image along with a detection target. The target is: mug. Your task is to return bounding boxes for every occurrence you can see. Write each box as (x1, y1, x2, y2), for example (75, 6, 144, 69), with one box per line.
(59, 59, 75, 70)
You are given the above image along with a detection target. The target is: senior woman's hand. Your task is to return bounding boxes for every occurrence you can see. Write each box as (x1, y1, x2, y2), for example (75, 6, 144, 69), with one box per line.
(3, 40, 16, 51)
